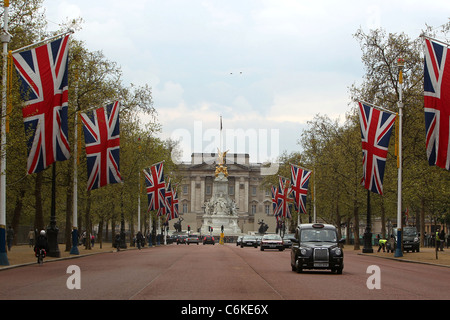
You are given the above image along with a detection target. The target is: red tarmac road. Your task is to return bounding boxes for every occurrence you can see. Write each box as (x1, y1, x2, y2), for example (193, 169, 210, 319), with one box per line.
(1, 243, 450, 300)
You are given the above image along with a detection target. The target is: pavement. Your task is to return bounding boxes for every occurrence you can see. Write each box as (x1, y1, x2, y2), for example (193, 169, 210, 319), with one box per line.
(2, 243, 450, 270)
(0, 242, 140, 270)
(358, 245, 450, 268)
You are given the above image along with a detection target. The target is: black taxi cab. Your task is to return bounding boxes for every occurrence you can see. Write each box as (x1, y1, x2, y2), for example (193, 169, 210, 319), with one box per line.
(291, 223, 345, 274)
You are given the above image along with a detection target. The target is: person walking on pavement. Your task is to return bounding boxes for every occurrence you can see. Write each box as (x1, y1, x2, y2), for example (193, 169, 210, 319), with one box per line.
(114, 233, 121, 251)
(136, 231, 144, 249)
(28, 229, 35, 247)
(6, 226, 14, 251)
(436, 230, 440, 252)
(439, 229, 445, 251)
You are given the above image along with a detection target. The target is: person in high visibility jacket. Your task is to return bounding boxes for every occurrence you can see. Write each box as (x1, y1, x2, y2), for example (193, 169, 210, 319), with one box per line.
(378, 238, 387, 252)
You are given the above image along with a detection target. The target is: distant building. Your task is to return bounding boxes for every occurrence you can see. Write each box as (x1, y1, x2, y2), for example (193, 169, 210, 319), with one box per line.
(175, 153, 277, 235)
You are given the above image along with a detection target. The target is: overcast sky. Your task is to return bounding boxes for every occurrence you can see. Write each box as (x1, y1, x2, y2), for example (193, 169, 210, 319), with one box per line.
(42, 0, 449, 163)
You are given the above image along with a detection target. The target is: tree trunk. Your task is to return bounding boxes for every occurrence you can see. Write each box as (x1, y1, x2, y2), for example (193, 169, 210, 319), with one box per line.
(84, 190, 92, 250)
(98, 218, 104, 249)
(11, 188, 26, 245)
(353, 203, 360, 250)
(420, 198, 426, 247)
(34, 172, 44, 232)
(380, 198, 386, 238)
(65, 170, 73, 252)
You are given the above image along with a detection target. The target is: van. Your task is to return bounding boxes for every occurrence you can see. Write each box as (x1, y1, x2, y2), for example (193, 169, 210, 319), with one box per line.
(393, 227, 420, 252)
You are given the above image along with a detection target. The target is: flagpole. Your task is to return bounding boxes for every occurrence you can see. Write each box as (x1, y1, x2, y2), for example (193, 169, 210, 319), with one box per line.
(358, 100, 397, 115)
(313, 169, 316, 223)
(10, 30, 73, 54)
(70, 109, 79, 255)
(70, 65, 80, 255)
(395, 58, 404, 258)
(138, 170, 141, 234)
(0, 0, 10, 266)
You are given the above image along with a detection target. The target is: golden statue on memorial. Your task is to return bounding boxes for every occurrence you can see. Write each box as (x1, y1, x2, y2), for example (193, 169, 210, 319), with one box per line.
(215, 148, 229, 177)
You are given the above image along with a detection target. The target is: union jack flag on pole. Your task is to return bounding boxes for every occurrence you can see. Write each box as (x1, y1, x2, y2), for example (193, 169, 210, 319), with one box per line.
(165, 180, 179, 221)
(80, 102, 122, 190)
(143, 162, 165, 213)
(424, 37, 450, 170)
(274, 177, 293, 219)
(358, 101, 396, 195)
(12, 34, 71, 174)
(290, 164, 311, 214)
(159, 179, 172, 217)
(271, 186, 279, 214)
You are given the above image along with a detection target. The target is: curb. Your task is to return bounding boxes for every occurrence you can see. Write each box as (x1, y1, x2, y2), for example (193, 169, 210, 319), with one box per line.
(0, 245, 165, 271)
(358, 252, 450, 269)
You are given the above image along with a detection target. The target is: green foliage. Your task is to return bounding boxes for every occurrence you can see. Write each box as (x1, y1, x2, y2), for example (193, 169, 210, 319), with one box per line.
(3, 2, 179, 245)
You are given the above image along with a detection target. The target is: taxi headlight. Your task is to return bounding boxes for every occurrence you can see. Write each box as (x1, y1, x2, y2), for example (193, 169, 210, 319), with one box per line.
(300, 248, 307, 256)
(333, 247, 342, 256)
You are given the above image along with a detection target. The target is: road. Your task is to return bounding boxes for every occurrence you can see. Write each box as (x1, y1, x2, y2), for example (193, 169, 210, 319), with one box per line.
(1, 243, 449, 301)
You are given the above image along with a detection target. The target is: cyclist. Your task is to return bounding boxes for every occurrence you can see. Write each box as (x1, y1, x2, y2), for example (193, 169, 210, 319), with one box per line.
(34, 230, 49, 261)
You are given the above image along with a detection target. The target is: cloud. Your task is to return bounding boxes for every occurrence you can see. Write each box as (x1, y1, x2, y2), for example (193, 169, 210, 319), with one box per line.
(42, 0, 450, 165)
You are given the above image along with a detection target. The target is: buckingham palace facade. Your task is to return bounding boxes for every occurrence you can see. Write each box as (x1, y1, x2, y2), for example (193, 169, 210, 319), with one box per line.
(175, 153, 277, 235)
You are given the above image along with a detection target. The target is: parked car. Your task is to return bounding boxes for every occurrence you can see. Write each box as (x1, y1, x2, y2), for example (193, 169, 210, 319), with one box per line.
(203, 235, 215, 245)
(176, 235, 188, 245)
(392, 227, 420, 252)
(186, 234, 200, 245)
(291, 223, 345, 274)
(166, 235, 175, 244)
(260, 234, 284, 251)
(240, 235, 258, 248)
(236, 236, 243, 246)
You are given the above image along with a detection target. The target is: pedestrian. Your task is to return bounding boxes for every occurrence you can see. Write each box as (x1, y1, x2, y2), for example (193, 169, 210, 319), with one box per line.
(114, 233, 121, 251)
(91, 234, 95, 247)
(387, 234, 395, 253)
(6, 226, 14, 251)
(136, 231, 144, 249)
(378, 238, 387, 252)
(439, 229, 445, 251)
(81, 231, 86, 246)
(447, 233, 450, 249)
(28, 228, 35, 247)
(435, 230, 440, 251)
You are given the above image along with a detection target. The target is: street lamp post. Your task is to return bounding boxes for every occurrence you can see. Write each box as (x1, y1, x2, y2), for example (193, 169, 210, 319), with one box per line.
(47, 163, 60, 257)
(395, 58, 405, 258)
(362, 190, 373, 253)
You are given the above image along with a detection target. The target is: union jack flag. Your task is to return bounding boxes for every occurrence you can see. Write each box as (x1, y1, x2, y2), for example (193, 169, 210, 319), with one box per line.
(166, 180, 179, 221)
(271, 186, 279, 214)
(358, 101, 396, 194)
(143, 162, 165, 213)
(12, 35, 71, 174)
(424, 37, 450, 170)
(159, 179, 172, 217)
(274, 177, 293, 218)
(290, 164, 311, 214)
(80, 101, 122, 190)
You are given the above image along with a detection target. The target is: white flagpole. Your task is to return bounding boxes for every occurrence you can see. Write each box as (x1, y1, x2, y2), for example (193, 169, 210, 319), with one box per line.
(395, 58, 404, 257)
(70, 62, 80, 254)
(11, 30, 73, 54)
(70, 110, 80, 254)
(138, 171, 141, 233)
(313, 170, 316, 223)
(0, 0, 10, 266)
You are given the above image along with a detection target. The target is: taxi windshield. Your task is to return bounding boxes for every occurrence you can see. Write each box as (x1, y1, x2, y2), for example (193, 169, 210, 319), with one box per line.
(300, 229, 337, 242)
